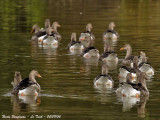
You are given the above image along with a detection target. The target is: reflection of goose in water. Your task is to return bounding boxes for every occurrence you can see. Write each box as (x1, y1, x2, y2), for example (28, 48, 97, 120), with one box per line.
(116, 94, 148, 115)
(38, 45, 58, 57)
(117, 97, 140, 112)
(137, 96, 148, 118)
(83, 57, 99, 66)
(11, 95, 41, 115)
(94, 85, 113, 104)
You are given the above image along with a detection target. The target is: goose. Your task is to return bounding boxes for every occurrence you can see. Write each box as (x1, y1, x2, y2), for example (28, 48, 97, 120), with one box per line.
(99, 43, 118, 63)
(94, 64, 113, 88)
(138, 51, 154, 76)
(119, 56, 139, 80)
(51, 21, 61, 40)
(120, 72, 149, 98)
(67, 32, 84, 51)
(11, 72, 22, 88)
(42, 27, 58, 46)
(37, 19, 51, 44)
(79, 23, 95, 48)
(103, 22, 119, 40)
(31, 19, 51, 43)
(11, 70, 42, 96)
(120, 44, 136, 67)
(81, 36, 99, 59)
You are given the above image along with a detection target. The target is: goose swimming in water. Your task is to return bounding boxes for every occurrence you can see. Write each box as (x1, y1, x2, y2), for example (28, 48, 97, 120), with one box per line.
(81, 36, 99, 59)
(120, 72, 149, 98)
(100, 43, 118, 63)
(11, 70, 42, 96)
(103, 22, 119, 40)
(31, 19, 51, 42)
(138, 51, 154, 76)
(94, 65, 113, 88)
(67, 32, 84, 51)
(79, 23, 95, 48)
(41, 27, 59, 46)
(11, 72, 22, 88)
(51, 21, 61, 40)
(119, 56, 140, 80)
(120, 44, 136, 67)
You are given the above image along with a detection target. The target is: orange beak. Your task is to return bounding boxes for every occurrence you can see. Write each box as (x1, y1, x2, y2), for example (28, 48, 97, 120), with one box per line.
(80, 38, 85, 41)
(39, 39, 43, 42)
(57, 24, 60, 27)
(37, 74, 42, 78)
(131, 75, 134, 81)
(120, 47, 124, 50)
(30, 29, 34, 34)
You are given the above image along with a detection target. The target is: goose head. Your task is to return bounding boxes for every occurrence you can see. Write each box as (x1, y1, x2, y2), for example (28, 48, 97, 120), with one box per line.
(71, 32, 76, 42)
(109, 22, 116, 30)
(133, 56, 139, 69)
(120, 44, 131, 51)
(140, 51, 148, 63)
(86, 23, 93, 32)
(31, 25, 40, 34)
(12, 71, 22, 87)
(120, 44, 132, 59)
(52, 22, 60, 31)
(45, 19, 51, 29)
(29, 70, 42, 83)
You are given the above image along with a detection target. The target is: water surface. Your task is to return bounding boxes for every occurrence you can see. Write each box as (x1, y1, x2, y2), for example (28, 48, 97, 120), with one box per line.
(0, 0, 160, 120)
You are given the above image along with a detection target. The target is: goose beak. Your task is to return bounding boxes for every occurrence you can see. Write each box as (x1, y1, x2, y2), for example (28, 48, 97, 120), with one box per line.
(80, 38, 85, 41)
(39, 39, 43, 42)
(57, 24, 60, 27)
(120, 47, 124, 50)
(132, 75, 134, 81)
(37, 74, 42, 78)
(30, 29, 34, 34)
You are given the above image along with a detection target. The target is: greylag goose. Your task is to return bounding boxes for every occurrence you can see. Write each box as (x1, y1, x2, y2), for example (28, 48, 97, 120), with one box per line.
(11, 72, 22, 88)
(41, 27, 58, 46)
(94, 65, 113, 88)
(11, 70, 42, 96)
(120, 44, 135, 67)
(51, 22, 61, 40)
(67, 32, 84, 51)
(31, 19, 51, 42)
(138, 51, 154, 76)
(103, 22, 119, 40)
(79, 23, 95, 48)
(119, 56, 140, 81)
(99, 43, 118, 63)
(81, 36, 99, 59)
(119, 72, 149, 98)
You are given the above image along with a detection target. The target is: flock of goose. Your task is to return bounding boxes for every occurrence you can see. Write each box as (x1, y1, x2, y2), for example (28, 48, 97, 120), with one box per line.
(11, 19, 154, 100)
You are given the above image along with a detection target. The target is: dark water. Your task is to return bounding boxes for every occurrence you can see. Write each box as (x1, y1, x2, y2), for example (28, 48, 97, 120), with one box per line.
(0, 0, 160, 119)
